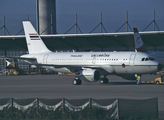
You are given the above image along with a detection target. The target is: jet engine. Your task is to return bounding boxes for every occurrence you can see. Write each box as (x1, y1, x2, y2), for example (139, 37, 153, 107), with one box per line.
(80, 69, 100, 82)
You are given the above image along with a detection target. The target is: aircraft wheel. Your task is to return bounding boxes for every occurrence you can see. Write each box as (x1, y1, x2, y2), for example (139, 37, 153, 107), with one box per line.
(100, 78, 109, 84)
(104, 78, 109, 83)
(72, 79, 82, 85)
(100, 78, 104, 84)
(156, 81, 159, 85)
(72, 79, 77, 85)
(78, 79, 82, 85)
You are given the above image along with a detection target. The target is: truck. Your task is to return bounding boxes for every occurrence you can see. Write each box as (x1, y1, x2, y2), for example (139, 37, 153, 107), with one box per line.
(140, 76, 164, 85)
(155, 77, 164, 85)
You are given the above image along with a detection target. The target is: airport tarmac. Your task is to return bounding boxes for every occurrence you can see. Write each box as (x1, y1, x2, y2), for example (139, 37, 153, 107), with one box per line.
(0, 74, 163, 118)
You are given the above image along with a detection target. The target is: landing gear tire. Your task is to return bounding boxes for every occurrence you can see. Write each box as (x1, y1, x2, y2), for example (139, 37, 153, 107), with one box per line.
(100, 78, 104, 84)
(156, 81, 159, 85)
(72, 79, 82, 85)
(100, 78, 109, 84)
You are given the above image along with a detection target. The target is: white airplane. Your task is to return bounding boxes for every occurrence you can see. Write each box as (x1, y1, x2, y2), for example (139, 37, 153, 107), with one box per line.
(5, 21, 163, 85)
(134, 28, 164, 66)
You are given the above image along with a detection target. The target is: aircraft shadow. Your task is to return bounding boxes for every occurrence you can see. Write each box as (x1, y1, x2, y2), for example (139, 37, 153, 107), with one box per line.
(106, 82, 136, 85)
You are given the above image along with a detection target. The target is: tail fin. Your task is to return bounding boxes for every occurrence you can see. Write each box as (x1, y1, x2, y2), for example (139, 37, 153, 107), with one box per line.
(133, 28, 148, 52)
(23, 21, 51, 54)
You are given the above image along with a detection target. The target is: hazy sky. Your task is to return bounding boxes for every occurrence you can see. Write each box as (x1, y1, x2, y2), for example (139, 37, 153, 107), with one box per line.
(0, 0, 164, 35)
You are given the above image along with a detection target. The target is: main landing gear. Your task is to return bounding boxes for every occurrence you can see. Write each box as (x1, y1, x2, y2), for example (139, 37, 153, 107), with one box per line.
(72, 78, 82, 85)
(100, 77, 109, 84)
(72, 76, 109, 85)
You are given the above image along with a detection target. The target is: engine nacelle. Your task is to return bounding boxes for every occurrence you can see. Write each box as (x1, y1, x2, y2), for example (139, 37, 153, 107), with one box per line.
(80, 69, 100, 82)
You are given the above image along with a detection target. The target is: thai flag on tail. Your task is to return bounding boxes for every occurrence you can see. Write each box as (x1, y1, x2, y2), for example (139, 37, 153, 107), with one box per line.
(29, 33, 40, 40)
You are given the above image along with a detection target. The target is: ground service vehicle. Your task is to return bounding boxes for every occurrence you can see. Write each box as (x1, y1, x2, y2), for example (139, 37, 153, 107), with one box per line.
(155, 77, 164, 85)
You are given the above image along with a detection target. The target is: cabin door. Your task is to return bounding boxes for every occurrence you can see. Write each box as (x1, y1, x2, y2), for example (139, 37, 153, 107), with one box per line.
(129, 54, 136, 66)
(92, 57, 96, 64)
(43, 54, 49, 64)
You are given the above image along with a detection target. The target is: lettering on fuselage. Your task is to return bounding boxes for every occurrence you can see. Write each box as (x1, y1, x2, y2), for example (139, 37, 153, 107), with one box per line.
(91, 53, 110, 57)
(71, 55, 83, 57)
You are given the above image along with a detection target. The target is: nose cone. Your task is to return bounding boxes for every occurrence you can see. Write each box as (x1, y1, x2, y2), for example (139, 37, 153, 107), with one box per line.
(158, 63, 163, 71)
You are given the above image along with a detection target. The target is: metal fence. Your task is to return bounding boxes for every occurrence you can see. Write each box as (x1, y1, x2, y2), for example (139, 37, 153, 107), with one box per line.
(0, 97, 158, 120)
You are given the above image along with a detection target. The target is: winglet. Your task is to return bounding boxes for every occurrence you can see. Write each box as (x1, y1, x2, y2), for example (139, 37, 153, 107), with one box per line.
(133, 28, 148, 52)
(23, 21, 51, 54)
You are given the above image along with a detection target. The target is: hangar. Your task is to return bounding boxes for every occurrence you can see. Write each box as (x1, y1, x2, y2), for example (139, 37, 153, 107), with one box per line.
(1, 31, 164, 52)
(1, 1, 164, 52)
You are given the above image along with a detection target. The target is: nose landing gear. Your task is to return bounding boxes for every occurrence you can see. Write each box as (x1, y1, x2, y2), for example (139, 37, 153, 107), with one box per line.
(100, 76, 109, 84)
(72, 78, 82, 85)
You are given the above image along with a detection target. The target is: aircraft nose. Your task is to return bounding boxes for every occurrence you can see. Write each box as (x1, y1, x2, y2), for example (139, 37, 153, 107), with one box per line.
(158, 63, 163, 71)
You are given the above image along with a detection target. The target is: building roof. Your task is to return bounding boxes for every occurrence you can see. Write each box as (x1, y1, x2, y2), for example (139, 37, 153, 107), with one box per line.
(0, 31, 164, 51)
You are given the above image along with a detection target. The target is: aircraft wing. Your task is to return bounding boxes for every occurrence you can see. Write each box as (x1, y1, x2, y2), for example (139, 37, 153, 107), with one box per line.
(33, 63, 108, 74)
(35, 64, 103, 68)
(0, 56, 37, 65)
(0, 56, 105, 71)
(0, 56, 36, 60)
(0, 56, 105, 68)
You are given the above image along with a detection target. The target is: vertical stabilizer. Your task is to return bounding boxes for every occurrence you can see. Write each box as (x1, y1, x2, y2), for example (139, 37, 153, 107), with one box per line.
(23, 21, 51, 54)
(133, 28, 148, 52)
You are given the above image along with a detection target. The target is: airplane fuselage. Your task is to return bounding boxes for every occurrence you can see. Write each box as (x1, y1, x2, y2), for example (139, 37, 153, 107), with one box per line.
(21, 51, 160, 76)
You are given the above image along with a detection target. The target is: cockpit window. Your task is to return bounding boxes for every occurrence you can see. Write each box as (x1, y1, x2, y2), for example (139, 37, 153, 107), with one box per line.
(149, 58, 155, 61)
(145, 58, 149, 61)
(141, 58, 145, 61)
(141, 57, 155, 61)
